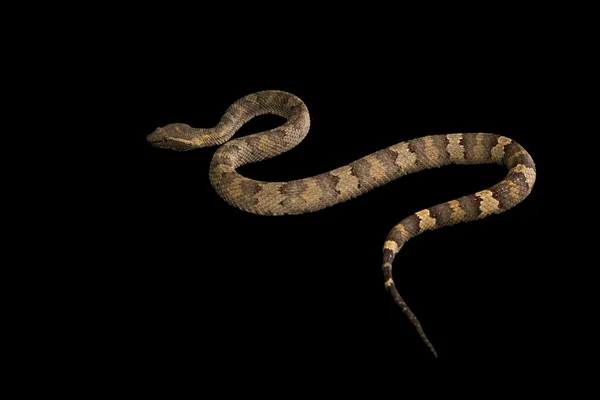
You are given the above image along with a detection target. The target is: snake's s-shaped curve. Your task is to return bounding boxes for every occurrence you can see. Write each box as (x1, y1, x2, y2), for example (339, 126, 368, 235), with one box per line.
(146, 90, 536, 357)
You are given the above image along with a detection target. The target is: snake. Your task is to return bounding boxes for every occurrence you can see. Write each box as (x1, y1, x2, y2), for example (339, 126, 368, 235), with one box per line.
(146, 90, 536, 357)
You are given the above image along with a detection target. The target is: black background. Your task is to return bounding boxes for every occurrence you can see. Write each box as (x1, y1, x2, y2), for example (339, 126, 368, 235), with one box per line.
(131, 26, 551, 372)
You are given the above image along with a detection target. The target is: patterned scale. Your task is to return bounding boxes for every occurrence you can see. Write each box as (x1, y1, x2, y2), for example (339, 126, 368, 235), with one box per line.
(147, 90, 536, 357)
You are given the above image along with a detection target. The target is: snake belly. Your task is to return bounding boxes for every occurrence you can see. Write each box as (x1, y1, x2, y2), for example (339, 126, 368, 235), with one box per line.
(148, 90, 536, 357)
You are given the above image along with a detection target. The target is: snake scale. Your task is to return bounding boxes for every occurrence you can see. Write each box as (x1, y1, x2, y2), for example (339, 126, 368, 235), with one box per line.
(146, 90, 536, 357)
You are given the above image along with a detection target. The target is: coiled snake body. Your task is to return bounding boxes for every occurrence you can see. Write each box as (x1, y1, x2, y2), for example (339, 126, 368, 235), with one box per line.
(147, 90, 536, 357)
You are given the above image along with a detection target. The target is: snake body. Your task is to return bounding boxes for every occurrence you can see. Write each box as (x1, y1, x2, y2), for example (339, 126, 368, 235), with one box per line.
(147, 90, 536, 356)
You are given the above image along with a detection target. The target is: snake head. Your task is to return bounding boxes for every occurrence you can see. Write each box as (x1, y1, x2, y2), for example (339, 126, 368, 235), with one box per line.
(147, 123, 211, 151)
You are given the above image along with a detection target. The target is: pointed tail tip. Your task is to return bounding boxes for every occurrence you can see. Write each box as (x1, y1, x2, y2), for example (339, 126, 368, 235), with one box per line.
(424, 339, 438, 358)
(426, 341, 438, 358)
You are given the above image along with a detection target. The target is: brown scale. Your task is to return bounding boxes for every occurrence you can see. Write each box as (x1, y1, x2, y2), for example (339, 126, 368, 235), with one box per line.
(429, 202, 455, 229)
(488, 186, 511, 210)
(460, 133, 481, 163)
(377, 148, 401, 168)
(312, 173, 341, 200)
(146, 90, 537, 357)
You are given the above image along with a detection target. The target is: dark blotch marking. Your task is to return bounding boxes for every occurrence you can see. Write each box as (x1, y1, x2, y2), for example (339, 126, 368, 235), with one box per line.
(382, 147, 399, 166)
(523, 157, 536, 172)
(431, 135, 451, 165)
(240, 179, 263, 196)
(349, 166, 361, 189)
(287, 110, 303, 123)
(408, 138, 428, 168)
(427, 206, 440, 221)
(382, 249, 395, 265)
(213, 153, 235, 167)
(442, 135, 450, 150)
(386, 229, 404, 247)
(227, 143, 245, 157)
(504, 141, 535, 171)
(375, 148, 399, 167)
(428, 202, 454, 228)
(382, 265, 393, 281)
(219, 170, 237, 182)
(288, 102, 305, 114)
(505, 171, 530, 196)
(401, 214, 421, 237)
(274, 128, 288, 141)
(348, 159, 373, 190)
(480, 134, 499, 162)
(256, 91, 279, 106)
(488, 135, 500, 150)
(370, 149, 404, 181)
(281, 180, 307, 196)
(313, 173, 341, 199)
(505, 142, 536, 173)
(460, 134, 478, 163)
(502, 142, 521, 166)
(279, 180, 308, 210)
(470, 195, 482, 211)
(509, 153, 535, 170)
(488, 186, 510, 210)
(327, 172, 342, 195)
(457, 194, 482, 221)
(245, 135, 263, 153)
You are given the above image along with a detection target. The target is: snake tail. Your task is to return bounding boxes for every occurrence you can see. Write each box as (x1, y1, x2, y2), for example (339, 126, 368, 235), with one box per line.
(146, 90, 536, 356)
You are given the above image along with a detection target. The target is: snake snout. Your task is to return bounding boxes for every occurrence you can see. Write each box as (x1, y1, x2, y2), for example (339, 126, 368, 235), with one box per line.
(146, 124, 198, 151)
(146, 127, 166, 144)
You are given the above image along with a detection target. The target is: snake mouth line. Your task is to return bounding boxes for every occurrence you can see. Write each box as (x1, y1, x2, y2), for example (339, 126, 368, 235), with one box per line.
(147, 137, 168, 145)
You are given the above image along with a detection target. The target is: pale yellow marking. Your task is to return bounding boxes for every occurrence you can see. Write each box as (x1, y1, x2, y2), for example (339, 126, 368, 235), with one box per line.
(187, 134, 211, 146)
(491, 136, 512, 164)
(416, 209, 436, 233)
(383, 262, 393, 269)
(423, 136, 442, 165)
(389, 142, 417, 173)
(446, 134, 465, 163)
(510, 164, 536, 191)
(503, 179, 522, 200)
(258, 135, 273, 152)
(231, 102, 244, 112)
(398, 224, 410, 241)
(226, 179, 244, 199)
(168, 137, 194, 145)
(254, 182, 286, 215)
(331, 166, 360, 200)
(300, 178, 323, 207)
(448, 200, 466, 223)
(245, 93, 259, 102)
(384, 278, 394, 288)
(475, 190, 501, 217)
(471, 133, 488, 163)
(383, 240, 399, 255)
(364, 155, 387, 182)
